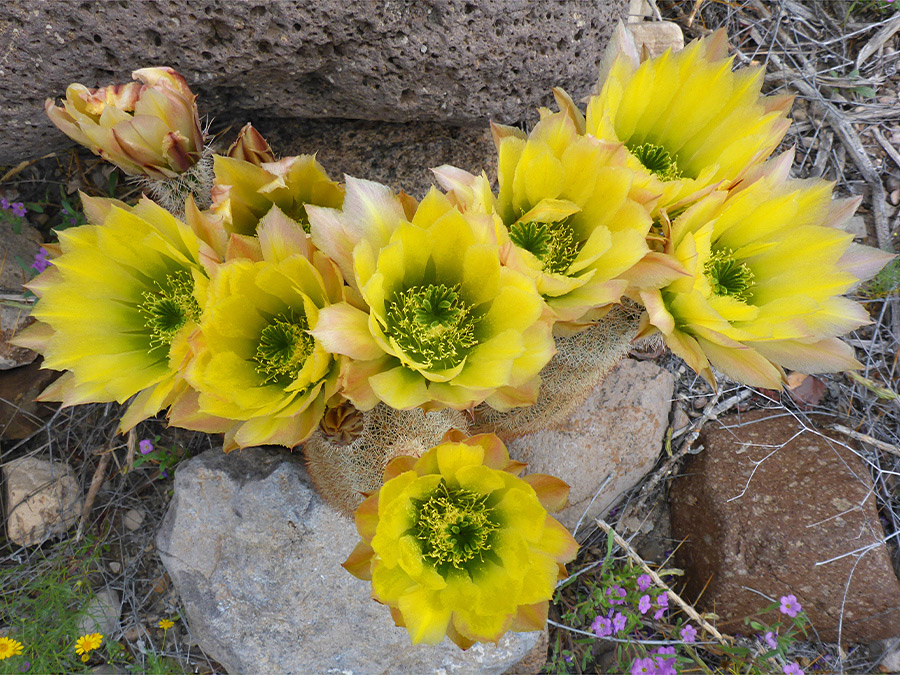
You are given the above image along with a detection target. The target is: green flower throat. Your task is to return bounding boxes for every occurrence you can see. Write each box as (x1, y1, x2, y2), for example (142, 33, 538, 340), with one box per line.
(413, 480, 498, 573)
(254, 310, 315, 384)
(385, 283, 478, 370)
(628, 141, 682, 181)
(705, 248, 755, 301)
(140, 269, 200, 351)
(509, 219, 580, 275)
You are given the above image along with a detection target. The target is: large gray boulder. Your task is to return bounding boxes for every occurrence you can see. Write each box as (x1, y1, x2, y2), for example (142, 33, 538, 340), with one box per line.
(1, 0, 628, 164)
(157, 447, 541, 675)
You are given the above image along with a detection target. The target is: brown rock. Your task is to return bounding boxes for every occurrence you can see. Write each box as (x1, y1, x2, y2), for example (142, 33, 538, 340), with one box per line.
(670, 410, 900, 642)
(0, 358, 60, 439)
(1, 1, 628, 164)
(253, 118, 497, 200)
(4, 455, 83, 546)
(508, 358, 674, 532)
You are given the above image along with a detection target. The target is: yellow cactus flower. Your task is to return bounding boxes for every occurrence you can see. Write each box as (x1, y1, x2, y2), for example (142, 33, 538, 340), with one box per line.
(210, 153, 344, 236)
(637, 151, 895, 388)
(343, 431, 577, 648)
(13, 195, 217, 431)
(46, 67, 205, 180)
(585, 26, 792, 211)
(170, 207, 344, 451)
(307, 178, 556, 412)
(436, 109, 673, 331)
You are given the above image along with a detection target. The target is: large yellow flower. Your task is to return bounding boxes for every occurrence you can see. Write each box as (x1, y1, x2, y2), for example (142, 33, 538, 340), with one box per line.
(637, 152, 894, 388)
(308, 178, 556, 412)
(170, 208, 345, 451)
(46, 67, 204, 180)
(436, 106, 671, 332)
(210, 153, 344, 236)
(343, 432, 577, 648)
(14, 195, 216, 430)
(586, 26, 792, 211)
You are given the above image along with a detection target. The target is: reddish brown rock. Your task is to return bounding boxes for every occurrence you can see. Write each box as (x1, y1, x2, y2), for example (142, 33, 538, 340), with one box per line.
(670, 410, 900, 642)
(0, 358, 60, 439)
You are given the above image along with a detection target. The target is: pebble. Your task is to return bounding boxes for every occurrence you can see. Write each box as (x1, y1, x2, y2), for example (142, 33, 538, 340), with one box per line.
(109, 561, 121, 574)
(123, 508, 145, 532)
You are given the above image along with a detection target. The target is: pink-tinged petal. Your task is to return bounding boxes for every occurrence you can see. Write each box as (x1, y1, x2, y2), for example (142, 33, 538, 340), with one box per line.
(45, 98, 93, 147)
(665, 330, 715, 388)
(620, 252, 690, 291)
(226, 123, 275, 166)
(338, 357, 391, 411)
(510, 601, 549, 633)
(383, 456, 418, 483)
(35, 371, 106, 407)
(225, 233, 263, 261)
(523, 474, 570, 512)
(311, 303, 383, 360)
(490, 120, 528, 148)
(256, 205, 312, 263)
(596, 21, 640, 86)
(354, 493, 380, 541)
(822, 194, 862, 230)
(9, 320, 54, 352)
(341, 540, 375, 580)
(552, 87, 586, 134)
(749, 337, 862, 374)
(184, 196, 228, 263)
(464, 433, 511, 471)
(639, 289, 676, 335)
(162, 130, 197, 172)
(167, 388, 234, 433)
(838, 243, 895, 284)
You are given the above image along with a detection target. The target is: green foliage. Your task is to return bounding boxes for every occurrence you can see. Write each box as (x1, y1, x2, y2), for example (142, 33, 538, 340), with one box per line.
(0, 536, 101, 674)
(863, 256, 900, 298)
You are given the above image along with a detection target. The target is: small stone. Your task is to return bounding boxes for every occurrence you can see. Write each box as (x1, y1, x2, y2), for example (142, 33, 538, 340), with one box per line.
(4, 456, 83, 546)
(158, 448, 541, 674)
(109, 561, 121, 574)
(123, 508, 145, 532)
(670, 410, 900, 642)
(672, 404, 690, 435)
(627, 22, 684, 58)
(507, 359, 674, 531)
(78, 587, 121, 637)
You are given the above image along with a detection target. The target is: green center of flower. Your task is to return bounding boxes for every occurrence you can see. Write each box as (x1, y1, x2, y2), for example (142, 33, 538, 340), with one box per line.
(254, 310, 315, 384)
(413, 480, 498, 572)
(704, 248, 755, 301)
(509, 219, 580, 275)
(139, 269, 200, 351)
(628, 141, 682, 181)
(385, 283, 478, 370)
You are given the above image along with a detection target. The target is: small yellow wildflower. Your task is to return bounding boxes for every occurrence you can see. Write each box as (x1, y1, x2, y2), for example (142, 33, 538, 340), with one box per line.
(0, 636, 24, 660)
(158, 619, 175, 630)
(74, 633, 103, 661)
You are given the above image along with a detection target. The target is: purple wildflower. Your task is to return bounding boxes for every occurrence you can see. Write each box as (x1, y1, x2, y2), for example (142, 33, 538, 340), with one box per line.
(139, 439, 154, 454)
(764, 631, 778, 649)
(1, 197, 8, 210)
(780, 594, 802, 618)
(653, 647, 677, 675)
(631, 657, 658, 675)
(607, 586, 627, 605)
(591, 615, 613, 638)
(612, 612, 627, 633)
(637, 574, 652, 591)
(638, 594, 652, 614)
(680, 624, 697, 643)
(30, 247, 51, 273)
(11, 202, 26, 218)
(161, 469, 169, 478)
(783, 663, 804, 675)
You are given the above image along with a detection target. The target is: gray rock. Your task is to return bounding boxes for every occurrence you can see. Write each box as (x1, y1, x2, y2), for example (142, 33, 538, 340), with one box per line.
(507, 358, 674, 533)
(252, 118, 497, 200)
(4, 455, 82, 546)
(122, 508, 145, 532)
(157, 447, 540, 675)
(2, 0, 628, 164)
(78, 587, 122, 637)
